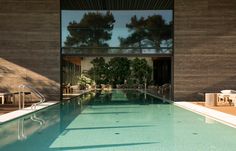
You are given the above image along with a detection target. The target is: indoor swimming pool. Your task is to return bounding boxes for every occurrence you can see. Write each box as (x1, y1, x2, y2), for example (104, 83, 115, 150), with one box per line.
(0, 90, 236, 151)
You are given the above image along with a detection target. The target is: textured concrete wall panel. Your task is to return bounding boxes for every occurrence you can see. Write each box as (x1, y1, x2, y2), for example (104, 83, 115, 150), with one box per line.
(0, 0, 60, 100)
(174, 0, 236, 101)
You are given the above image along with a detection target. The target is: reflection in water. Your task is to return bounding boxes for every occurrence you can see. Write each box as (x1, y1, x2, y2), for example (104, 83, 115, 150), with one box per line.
(0, 91, 165, 151)
(30, 114, 45, 128)
(60, 92, 95, 130)
(111, 90, 128, 101)
(89, 90, 167, 105)
(0, 105, 61, 150)
(2, 90, 236, 151)
(17, 113, 45, 141)
(17, 119, 26, 140)
(205, 117, 216, 124)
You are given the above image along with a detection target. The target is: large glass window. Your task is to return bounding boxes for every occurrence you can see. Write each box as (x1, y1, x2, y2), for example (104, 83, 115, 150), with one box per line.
(61, 1, 174, 99)
(61, 10, 173, 55)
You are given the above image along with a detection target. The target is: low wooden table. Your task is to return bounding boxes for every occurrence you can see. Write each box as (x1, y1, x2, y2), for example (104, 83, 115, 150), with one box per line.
(12, 92, 32, 104)
(63, 85, 73, 94)
(0, 93, 13, 104)
(205, 93, 217, 106)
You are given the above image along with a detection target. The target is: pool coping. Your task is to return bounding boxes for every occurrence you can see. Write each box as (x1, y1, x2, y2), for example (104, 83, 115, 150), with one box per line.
(62, 89, 95, 101)
(2, 91, 235, 129)
(138, 89, 173, 104)
(0, 89, 93, 124)
(174, 102, 236, 128)
(0, 101, 59, 124)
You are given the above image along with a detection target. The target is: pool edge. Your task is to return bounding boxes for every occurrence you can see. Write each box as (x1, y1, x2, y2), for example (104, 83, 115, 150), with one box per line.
(174, 102, 236, 129)
(0, 101, 60, 124)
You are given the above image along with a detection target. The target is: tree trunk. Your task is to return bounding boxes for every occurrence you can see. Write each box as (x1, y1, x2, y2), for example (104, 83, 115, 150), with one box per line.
(138, 41, 142, 54)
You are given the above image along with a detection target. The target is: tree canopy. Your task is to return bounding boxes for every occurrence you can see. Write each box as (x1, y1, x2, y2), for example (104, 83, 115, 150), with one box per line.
(119, 15, 172, 53)
(88, 57, 109, 85)
(88, 57, 152, 86)
(64, 11, 115, 49)
(108, 57, 131, 86)
(130, 58, 152, 84)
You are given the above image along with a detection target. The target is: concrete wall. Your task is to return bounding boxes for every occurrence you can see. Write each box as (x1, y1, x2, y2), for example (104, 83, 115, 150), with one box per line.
(0, 0, 60, 100)
(174, 0, 236, 101)
(1, 0, 235, 102)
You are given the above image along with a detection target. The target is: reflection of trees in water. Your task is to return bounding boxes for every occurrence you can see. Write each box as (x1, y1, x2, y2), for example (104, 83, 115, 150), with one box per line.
(125, 90, 144, 102)
(93, 90, 145, 104)
(92, 91, 112, 104)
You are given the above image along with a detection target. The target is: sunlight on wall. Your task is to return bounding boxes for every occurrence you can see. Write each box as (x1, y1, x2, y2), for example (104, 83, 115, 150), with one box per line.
(0, 58, 59, 100)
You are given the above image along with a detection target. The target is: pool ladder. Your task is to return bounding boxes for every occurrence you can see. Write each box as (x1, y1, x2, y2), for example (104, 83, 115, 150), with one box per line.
(17, 114, 45, 140)
(18, 85, 45, 109)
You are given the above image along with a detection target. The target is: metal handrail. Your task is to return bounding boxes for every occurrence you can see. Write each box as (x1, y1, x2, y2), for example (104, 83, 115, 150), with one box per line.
(18, 85, 45, 109)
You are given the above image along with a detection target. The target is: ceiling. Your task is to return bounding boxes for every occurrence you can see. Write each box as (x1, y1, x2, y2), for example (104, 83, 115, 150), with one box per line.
(61, 0, 173, 10)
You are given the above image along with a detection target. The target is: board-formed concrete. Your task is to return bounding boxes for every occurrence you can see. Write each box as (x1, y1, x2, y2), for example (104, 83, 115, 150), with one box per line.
(1, 0, 236, 102)
(174, 0, 236, 101)
(0, 0, 60, 100)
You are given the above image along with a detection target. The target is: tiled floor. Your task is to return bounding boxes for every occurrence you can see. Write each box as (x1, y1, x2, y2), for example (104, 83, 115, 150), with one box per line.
(194, 102, 236, 116)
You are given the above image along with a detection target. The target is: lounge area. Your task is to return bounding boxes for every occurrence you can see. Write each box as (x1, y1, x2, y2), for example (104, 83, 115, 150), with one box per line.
(194, 102, 236, 116)
(0, 86, 44, 115)
(188, 90, 236, 117)
(205, 90, 236, 107)
(0, 92, 32, 115)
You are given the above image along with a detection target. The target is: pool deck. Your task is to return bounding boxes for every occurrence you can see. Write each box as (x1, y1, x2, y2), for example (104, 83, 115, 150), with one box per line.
(175, 102, 236, 128)
(193, 102, 236, 116)
(0, 101, 59, 124)
(0, 89, 92, 124)
(62, 89, 94, 100)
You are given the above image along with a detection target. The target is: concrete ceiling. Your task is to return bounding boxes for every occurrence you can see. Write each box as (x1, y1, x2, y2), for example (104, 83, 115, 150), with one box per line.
(61, 0, 173, 10)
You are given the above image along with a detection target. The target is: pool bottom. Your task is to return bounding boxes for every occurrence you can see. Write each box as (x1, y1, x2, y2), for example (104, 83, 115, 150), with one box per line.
(48, 104, 236, 151)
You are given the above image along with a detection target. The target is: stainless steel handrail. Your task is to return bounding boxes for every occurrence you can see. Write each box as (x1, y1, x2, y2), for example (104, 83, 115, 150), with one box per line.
(18, 85, 45, 109)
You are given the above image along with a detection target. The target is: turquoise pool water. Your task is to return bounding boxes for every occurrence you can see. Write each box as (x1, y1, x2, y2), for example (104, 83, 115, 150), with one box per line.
(0, 90, 236, 151)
